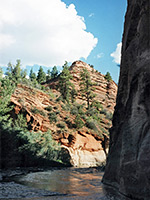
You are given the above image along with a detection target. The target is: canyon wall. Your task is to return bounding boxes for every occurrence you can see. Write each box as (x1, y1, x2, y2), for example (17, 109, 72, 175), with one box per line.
(102, 0, 150, 199)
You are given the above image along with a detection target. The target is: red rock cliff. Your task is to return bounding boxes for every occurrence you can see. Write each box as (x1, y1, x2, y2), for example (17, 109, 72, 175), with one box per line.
(11, 61, 117, 167)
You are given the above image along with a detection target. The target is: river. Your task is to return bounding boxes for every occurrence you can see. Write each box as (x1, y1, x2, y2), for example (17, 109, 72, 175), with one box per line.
(1, 167, 131, 199)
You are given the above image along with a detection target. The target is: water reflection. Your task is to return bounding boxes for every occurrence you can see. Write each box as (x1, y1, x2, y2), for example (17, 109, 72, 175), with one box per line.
(13, 168, 131, 199)
(15, 168, 103, 196)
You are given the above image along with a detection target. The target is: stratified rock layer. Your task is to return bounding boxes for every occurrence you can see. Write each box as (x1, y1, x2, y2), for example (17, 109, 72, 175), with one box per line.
(103, 0, 150, 199)
(10, 61, 117, 168)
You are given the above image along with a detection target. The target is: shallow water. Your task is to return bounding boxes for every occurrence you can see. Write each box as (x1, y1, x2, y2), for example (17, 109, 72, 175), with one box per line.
(11, 168, 131, 200)
(15, 168, 103, 196)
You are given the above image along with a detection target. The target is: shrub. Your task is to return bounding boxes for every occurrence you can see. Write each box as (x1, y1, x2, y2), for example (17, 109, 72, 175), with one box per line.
(106, 112, 113, 120)
(55, 110, 60, 115)
(48, 112, 57, 123)
(54, 106, 58, 110)
(70, 106, 78, 115)
(45, 106, 53, 112)
(13, 114, 27, 130)
(86, 107, 98, 116)
(64, 116, 69, 120)
(31, 107, 46, 116)
(91, 101, 103, 111)
(56, 122, 66, 129)
(100, 108, 107, 115)
(104, 72, 112, 82)
(19, 130, 62, 161)
(56, 96, 63, 102)
(74, 115, 84, 129)
(86, 119, 98, 132)
(65, 119, 73, 128)
(61, 103, 70, 111)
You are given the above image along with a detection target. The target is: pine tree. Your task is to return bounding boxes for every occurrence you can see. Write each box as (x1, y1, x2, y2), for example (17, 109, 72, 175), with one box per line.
(29, 68, 37, 81)
(46, 69, 51, 81)
(0, 78, 14, 126)
(74, 114, 84, 129)
(37, 66, 46, 83)
(80, 68, 96, 109)
(51, 66, 58, 79)
(21, 69, 27, 79)
(58, 62, 73, 103)
(70, 87, 77, 103)
(6, 60, 24, 84)
(104, 72, 112, 82)
(12, 59, 22, 82)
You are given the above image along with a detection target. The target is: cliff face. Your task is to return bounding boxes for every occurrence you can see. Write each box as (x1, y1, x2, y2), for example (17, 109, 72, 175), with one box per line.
(103, 0, 150, 199)
(11, 61, 117, 168)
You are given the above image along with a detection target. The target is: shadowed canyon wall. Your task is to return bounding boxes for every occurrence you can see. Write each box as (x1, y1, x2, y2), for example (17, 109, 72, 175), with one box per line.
(103, 0, 150, 199)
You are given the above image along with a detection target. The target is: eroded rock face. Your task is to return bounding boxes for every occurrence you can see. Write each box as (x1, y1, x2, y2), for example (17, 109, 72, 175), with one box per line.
(10, 60, 116, 168)
(62, 131, 107, 168)
(103, 0, 150, 199)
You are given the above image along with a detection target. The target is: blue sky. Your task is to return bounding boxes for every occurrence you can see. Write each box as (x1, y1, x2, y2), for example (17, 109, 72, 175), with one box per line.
(63, 0, 127, 83)
(0, 0, 127, 83)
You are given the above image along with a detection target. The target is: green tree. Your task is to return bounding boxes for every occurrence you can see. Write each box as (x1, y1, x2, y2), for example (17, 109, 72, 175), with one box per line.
(21, 69, 27, 79)
(13, 113, 28, 130)
(46, 69, 51, 81)
(58, 62, 73, 103)
(0, 67, 3, 80)
(104, 72, 112, 82)
(80, 68, 96, 109)
(19, 130, 61, 161)
(51, 66, 58, 79)
(6, 60, 22, 84)
(37, 66, 46, 83)
(6, 62, 13, 80)
(29, 68, 37, 81)
(74, 114, 84, 129)
(0, 78, 14, 126)
(70, 87, 77, 103)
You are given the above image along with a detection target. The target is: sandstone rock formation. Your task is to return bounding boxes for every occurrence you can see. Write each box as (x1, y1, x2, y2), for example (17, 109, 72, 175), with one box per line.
(47, 60, 117, 113)
(61, 131, 107, 167)
(103, 0, 150, 199)
(10, 61, 117, 168)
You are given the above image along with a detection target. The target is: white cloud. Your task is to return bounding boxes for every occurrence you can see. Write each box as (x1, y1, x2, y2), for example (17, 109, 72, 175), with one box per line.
(110, 42, 122, 64)
(0, 0, 98, 67)
(97, 53, 104, 59)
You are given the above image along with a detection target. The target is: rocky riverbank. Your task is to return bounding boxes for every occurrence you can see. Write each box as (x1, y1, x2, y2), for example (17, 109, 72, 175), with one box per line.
(0, 167, 131, 200)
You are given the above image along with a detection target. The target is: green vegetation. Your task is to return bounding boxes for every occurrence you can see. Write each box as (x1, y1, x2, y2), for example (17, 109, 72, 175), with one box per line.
(0, 59, 113, 168)
(74, 114, 84, 129)
(45, 105, 53, 112)
(80, 68, 96, 109)
(37, 66, 46, 83)
(46, 69, 51, 81)
(56, 122, 66, 129)
(86, 119, 98, 132)
(29, 68, 37, 82)
(0, 78, 15, 126)
(31, 107, 46, 116)
(58, 61, 75, 103)
(104, 72, 112, 82)
(48, 112, 57, 123)
(51, 66, 58, 79)
(6, 59, 26, 84)
(19, 130, 61, 161)
(13, 113, 28, 130)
